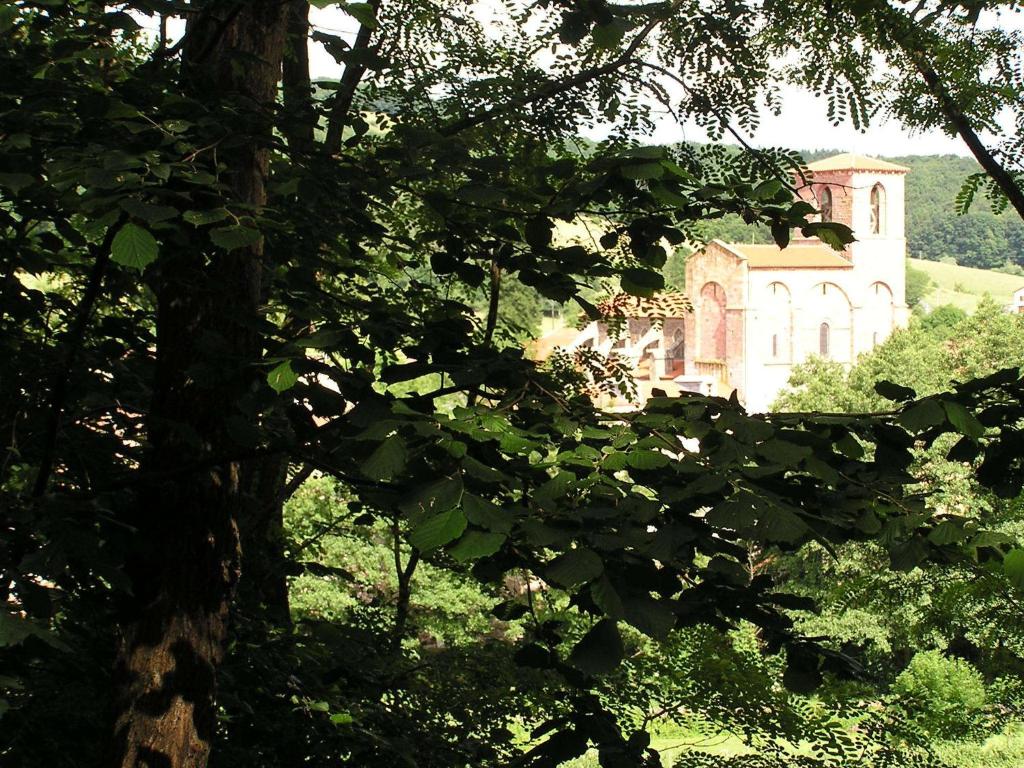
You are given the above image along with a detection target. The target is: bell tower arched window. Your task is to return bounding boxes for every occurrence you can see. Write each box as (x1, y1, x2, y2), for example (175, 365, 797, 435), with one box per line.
(819, 186, 833, 223)
(869, 183, 885, 235)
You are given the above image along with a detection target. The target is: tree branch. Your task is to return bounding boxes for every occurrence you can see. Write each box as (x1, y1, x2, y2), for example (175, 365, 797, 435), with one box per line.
(911, 54, 1024, 220)
(877, 4, 1024, 219)
(392, 515, 420, 649)
(440, 3, 680, 137)
(324, 0, 382, 154)
(32, 216, 126, 497)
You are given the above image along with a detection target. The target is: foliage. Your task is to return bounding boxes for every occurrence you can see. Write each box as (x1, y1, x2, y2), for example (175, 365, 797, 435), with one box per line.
(3, 2, 1024, 768)
(893, 650, 987, 738)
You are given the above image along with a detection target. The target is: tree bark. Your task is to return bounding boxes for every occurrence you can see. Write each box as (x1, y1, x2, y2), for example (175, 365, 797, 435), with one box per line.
(237, 453, 293, 626)
(282, 0, 315, 152)
(109, 4, 288, 767)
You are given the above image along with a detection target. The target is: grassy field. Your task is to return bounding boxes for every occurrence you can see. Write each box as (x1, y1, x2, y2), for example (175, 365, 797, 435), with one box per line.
(910, 257, 1021, 312)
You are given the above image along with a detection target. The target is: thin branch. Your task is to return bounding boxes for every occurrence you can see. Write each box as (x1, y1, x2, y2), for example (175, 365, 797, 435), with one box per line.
(324, 0, 382, 154)
(392, 514, 420, 648)
(32, 216, 126, 497)
(440, 3, 681, 137)
(637, 60, 800, 194)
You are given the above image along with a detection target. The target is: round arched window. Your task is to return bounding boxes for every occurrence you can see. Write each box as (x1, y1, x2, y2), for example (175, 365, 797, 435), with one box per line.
(819, 187, 833, 223)
(869, 183, 885, 234)
(819, 322, 830, 357)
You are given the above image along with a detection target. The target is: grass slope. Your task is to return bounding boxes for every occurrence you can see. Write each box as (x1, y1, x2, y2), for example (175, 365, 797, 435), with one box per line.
(910, 257, 1022, 312)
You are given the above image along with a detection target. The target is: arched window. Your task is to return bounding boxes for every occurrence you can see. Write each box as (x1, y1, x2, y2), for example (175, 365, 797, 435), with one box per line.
(819, 186, 833, 223)
(869, 183, 885, 235)
(699, 282, 727, 360)
(669, 328, 685, 363)
(771, 334, 779, 358)
(819, 322, 830, 357)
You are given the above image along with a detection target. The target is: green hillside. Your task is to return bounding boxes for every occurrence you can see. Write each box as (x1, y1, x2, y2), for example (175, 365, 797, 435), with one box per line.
(910, 256, 1021, 311)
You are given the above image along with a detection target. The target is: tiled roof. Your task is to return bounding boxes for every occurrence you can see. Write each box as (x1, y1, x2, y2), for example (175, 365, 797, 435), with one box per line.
(527, 327, 579, 361)
(721, 242, 852, 269)
(806, 153, 910, 173)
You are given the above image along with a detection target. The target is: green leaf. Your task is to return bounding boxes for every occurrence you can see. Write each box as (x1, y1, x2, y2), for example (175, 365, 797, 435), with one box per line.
(783, 648, 822, 694)
(758, 438, 812, 467)
(620, 267, 664, 298)
(401, 476, 464, 515)
(0, 173, 35, 193)
(590, 576, 625, 619)
(623, 595, 675, 639)
(183, 208, 231, 226)
(770, 222, 790, 249)
(119, 199, 178, 224)
(802, 221, 855, 250)
(410, 508, 467, 552)
(546, 547, 603, 587)
(591, 21, 625, 49)
(449, 530, 506, 562)
(342, 2, 377, 28)
(942, 400, 985, 440)
(361, 434, 407, 480)
(533, 470, 577, 510)
(897, 398, 946, 431)
(927, 520, 968, 546)
(210, 225, 261, 251)
(890, 536, 928, 571)
(525, 216, 553, 249)
(462, 494, 512, 533)
(620, 162, 664, 180)
(754, 179, 785, 200)
(757, 507, 809, 543)
(625, 449, 669, 470)
(568, 619, 623, 676)
(1004, 549, 1024, 590)
(110, 223, 158, 270)
(875, 380, 916, 402)
(267, 360, 299, 393)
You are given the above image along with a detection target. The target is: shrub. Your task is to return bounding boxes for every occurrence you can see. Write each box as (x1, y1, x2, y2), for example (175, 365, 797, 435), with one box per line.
(893, 650, 986, 738)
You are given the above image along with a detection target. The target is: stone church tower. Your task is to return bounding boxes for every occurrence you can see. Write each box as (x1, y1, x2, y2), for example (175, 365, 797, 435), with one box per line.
(533, 153, 911, 413)
(680, 154, 911, 411)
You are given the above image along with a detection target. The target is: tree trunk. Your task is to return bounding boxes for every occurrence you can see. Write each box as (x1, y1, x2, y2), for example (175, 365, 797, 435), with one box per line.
(282, 0, 315, 152)
(237, 452, 293, 626)
(109, 4, 288, 767)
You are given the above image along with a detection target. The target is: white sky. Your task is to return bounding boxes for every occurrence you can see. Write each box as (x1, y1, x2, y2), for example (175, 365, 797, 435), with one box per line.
(642, 89, 972, 157)
(304, 7, 975, 157)
(152, 5, 1010, 159)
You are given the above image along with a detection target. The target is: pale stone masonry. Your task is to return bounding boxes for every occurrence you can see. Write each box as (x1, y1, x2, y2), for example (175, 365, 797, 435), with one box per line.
(535, 153, 911, 412)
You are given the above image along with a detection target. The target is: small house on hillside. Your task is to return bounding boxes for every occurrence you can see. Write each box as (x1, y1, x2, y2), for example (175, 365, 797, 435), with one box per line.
(1010, 286, 1024, 314)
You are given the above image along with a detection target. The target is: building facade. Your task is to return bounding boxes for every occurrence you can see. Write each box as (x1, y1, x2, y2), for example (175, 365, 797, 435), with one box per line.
(540, 153, 912, 412)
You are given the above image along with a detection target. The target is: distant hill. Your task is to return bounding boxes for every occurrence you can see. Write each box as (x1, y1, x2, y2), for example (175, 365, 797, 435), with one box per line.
(910, 256, 1021, 312)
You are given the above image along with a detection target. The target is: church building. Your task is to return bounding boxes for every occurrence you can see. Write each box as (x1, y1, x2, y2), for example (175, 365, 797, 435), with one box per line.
(541, 153, 911, 412)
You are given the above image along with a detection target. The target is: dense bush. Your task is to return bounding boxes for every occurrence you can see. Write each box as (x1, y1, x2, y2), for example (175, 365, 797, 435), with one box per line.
(893, 650, 986, 738)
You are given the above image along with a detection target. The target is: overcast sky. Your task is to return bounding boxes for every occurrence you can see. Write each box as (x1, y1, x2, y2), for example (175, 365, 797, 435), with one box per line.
(641, 89, 972, 158)
(303, 7, 979, 158)
(151, 5, 1007, 159)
